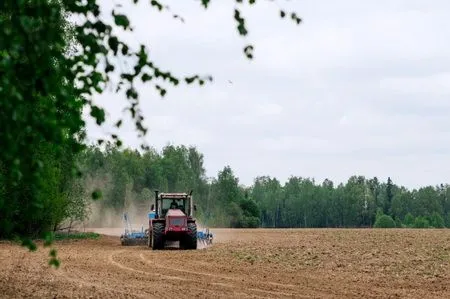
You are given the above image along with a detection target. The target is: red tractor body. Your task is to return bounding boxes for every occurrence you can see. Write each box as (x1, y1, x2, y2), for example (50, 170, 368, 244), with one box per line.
(165, 209, 188, 234)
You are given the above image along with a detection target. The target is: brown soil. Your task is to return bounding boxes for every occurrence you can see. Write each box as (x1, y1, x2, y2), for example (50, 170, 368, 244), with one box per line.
(1, 229, 450, 298)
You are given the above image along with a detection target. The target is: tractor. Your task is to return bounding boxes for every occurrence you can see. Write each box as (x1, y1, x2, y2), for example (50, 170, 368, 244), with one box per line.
(148, 190, 198, 250)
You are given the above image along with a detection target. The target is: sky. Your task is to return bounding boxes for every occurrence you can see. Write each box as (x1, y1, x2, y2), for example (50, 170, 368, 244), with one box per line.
(86, 0, 450, 188)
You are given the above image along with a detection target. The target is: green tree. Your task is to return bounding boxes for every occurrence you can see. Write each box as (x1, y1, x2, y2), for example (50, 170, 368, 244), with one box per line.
(0, 1, 85, 245)
(391, 187, 413, 222)
(343, 176, 367, 227)
(321, 179, 336, 227)
(429, 212, 445, 228)
(374, 214, 396, 228)
(385, 177, 394, 214)
(414, 216, 430, 228)
(414, 187, 442, 218)
(252, 176, 283, 227)
(367, 177, 381, 224)
(403, 212, 415, 227)
(239, 193, 260, 228)
(207, 166, 247, 227)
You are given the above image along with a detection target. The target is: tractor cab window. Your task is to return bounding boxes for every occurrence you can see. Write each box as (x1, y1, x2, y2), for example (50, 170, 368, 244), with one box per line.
(161, 198, 185, 216)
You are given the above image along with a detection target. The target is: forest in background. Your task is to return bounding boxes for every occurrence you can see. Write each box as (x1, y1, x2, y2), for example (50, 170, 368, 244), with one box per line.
(63, 143, 450, 230)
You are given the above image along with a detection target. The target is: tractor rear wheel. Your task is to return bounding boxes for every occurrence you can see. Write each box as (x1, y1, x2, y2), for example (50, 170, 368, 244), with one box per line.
(184, 223, 197, 250)
(151, 223, 165, 250)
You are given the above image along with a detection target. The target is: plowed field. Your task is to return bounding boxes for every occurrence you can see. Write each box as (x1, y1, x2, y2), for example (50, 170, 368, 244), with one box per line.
(1, 229, 450, 298)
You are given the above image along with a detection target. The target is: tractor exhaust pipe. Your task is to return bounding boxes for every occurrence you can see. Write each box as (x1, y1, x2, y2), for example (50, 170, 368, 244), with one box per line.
(189, 190, 194, 216)
(154, 190, 159, 218)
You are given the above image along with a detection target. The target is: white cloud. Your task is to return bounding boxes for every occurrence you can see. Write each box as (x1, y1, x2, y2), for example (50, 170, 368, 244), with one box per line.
(86, 0, 450, 188)
(255, 103, 283, 116)
(379, 73, 450, 96)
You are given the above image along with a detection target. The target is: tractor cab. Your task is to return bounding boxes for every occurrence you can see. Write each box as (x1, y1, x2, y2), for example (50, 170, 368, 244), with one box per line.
(151, 191, 196, 218)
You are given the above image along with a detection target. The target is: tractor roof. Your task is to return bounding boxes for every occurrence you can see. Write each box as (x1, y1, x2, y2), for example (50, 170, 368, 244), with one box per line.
(159, 192, 189, 199)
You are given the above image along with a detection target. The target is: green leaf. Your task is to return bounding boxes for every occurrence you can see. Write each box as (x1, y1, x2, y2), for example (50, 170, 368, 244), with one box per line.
(90, 106, 105, 125)
(244, 45, 254, 59)
(108, 36, 119, 55)
(150, 0, 164, 10)
(201, 0, 210, 8)
(234, 9, 248, 36)
(126, 88, 138, 99)
(173, 14, 185, 23)
(113, 13, 130, 29)
(121, 73, 134, 82)
(44, 232, 54, 247)
(49, 257, 60, 269)
(141, 73, 152, 82)
(140, 144, 150, 151)
(121, 44, 129, 55)
(280, 10, 286, 18)
(155, 85, 167, 97)
(92, 189, 102, 200)
(291, 12, 302, 25)
(185, 75, 198, 84)
(105, 63, 115, 73)
(21, 238, 37, 252)
(49, 249, 57, 258)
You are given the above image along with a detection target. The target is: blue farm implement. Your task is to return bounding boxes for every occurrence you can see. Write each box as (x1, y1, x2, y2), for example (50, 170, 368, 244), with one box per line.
(197, 229, 213, 246)
(120, 213, 148, 246)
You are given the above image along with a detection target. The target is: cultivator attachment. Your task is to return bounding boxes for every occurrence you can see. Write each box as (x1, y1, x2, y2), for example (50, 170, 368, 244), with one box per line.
(120, 213, 148, 246)
(197, 228, 213, 246)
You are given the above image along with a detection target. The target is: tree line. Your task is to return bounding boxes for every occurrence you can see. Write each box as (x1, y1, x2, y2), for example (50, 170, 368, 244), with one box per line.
(2, 138, 449, 240)
(73, 144, 450, 229)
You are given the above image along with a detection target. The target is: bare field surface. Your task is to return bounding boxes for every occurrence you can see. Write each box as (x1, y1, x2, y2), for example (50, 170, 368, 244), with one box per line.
(1, 229, 450, 298)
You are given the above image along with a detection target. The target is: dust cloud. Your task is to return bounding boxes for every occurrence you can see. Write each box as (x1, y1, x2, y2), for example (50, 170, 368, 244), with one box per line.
(83, 199, 151, 236)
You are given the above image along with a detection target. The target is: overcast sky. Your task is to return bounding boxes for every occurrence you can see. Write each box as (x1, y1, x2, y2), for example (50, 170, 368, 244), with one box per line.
(86, 0, 450, 188)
